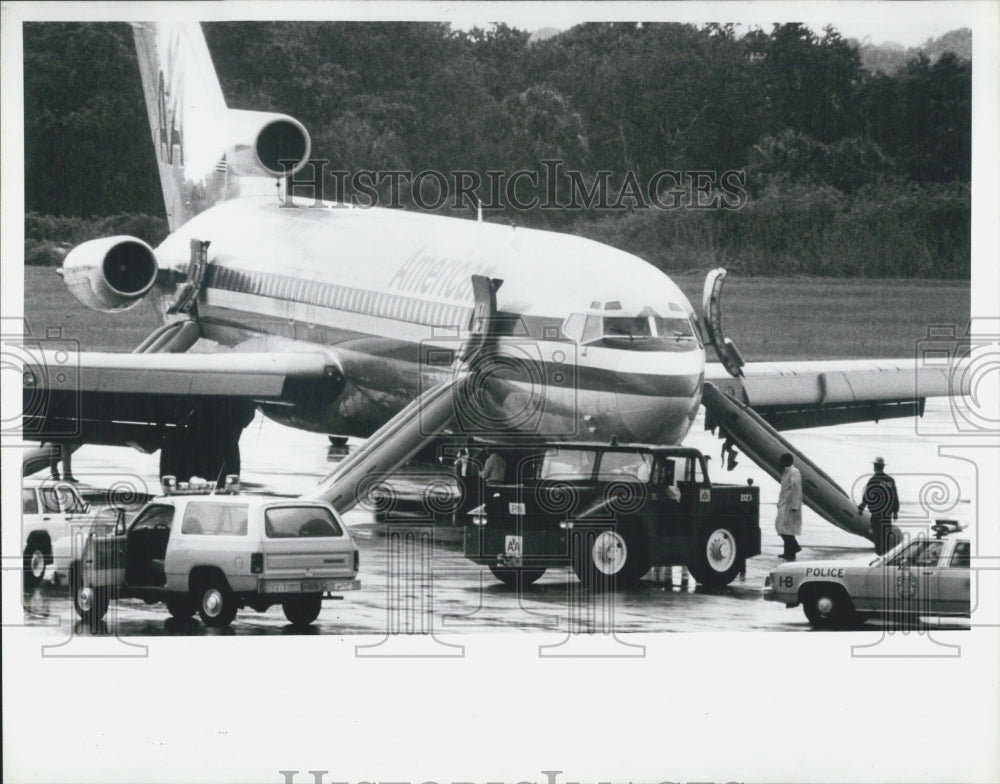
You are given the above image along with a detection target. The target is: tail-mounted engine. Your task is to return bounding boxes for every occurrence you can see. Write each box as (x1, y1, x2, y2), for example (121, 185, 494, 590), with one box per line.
(61, 235, 159, 312)
(224, 110, 311, 179)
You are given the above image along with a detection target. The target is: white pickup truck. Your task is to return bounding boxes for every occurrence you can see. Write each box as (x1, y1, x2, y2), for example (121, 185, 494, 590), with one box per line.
(72, 480, 360, 628)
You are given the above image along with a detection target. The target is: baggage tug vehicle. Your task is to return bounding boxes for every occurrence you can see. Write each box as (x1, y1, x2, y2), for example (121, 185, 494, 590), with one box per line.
(463, 442, 760, 589)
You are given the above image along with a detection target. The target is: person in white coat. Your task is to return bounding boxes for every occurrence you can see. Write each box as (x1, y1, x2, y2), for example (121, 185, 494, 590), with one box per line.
(775, 452, 803, 560)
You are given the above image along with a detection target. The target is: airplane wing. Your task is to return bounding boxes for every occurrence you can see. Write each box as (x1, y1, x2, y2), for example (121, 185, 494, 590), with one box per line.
(705, 358, 961, 430)
(22, 349, 345, 451)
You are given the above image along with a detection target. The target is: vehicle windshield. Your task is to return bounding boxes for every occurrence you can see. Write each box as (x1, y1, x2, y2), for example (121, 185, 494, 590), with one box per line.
(540, 448, 596, 480)
(265, 506, 343, 538)
(597, 451, 652, 482)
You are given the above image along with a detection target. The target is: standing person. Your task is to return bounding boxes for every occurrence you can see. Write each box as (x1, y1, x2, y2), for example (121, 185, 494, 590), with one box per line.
(453, 444, 478, 521)
(858, 456, 900, 554)
(775, 453, 803, 561)
(480, 449, 507, 485)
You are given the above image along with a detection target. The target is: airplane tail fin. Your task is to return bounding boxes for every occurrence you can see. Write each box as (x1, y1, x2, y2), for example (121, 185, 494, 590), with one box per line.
(131, 23, 311, 231)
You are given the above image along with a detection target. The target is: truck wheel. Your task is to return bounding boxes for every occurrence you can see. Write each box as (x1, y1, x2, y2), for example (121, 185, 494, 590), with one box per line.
(802, 584, 857, 629)
(23, 540, 50, 590)
(282, 595, 323, 627)
(195, 576, 237, 628)
(688, 524, 742, 587)
(165, 596, 196, 619)
(71, 565, 109, 630)
(572, 525, 649, 591)
(488, 566, 546, 589)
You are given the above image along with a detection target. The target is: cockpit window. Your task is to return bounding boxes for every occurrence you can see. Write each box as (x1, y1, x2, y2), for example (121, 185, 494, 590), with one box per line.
(567, 313, 699, 351)
(603, 316, 652, 339)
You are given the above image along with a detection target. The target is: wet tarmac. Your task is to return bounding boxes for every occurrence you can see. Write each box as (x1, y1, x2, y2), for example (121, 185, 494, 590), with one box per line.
(16, 398, 975, 636)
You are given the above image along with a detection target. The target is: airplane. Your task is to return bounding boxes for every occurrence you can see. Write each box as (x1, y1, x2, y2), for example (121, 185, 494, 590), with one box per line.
(21, 22, 965, 548)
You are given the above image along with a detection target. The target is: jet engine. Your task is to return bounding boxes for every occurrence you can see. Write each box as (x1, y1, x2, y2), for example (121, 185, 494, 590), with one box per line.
(61, 235, 159, 312)
(223, 110, 311, 179)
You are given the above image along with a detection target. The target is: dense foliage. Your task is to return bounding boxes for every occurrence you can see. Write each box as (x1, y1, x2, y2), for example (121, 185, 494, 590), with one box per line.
(24, 21, 970, 277)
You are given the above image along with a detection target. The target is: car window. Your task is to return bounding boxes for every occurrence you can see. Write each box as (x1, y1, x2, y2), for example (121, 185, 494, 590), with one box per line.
(22, 488, 38, 515)
(264, 506, 343, 538)
(597, 451, 652, 482)
(948, 541, 970, 569)
(182, 502, 249, 536)
(39, 484, 86, 513)
(541, 448, 596, 480)
(886, 539, 944, 568)
(130, 505, 175, 533)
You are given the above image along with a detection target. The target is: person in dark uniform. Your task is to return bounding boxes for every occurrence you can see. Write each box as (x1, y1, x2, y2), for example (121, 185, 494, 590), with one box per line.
(858, 456, 900, 554)
(453, 444, 479, 522)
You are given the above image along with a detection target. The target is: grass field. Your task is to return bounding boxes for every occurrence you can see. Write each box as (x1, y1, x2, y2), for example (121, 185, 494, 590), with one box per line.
(22, 266, 969, 360)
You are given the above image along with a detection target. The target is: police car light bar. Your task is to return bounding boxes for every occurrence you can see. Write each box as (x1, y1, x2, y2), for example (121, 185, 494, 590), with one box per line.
(932, 519, 962, 538)
(160, 475, 239, 496)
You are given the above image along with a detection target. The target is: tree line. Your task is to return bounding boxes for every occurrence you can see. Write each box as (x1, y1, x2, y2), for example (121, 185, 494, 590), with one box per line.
(24, 21, 970, 277)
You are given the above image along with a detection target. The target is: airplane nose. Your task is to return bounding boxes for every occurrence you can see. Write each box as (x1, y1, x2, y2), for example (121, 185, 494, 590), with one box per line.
(614, 391, 694, 443)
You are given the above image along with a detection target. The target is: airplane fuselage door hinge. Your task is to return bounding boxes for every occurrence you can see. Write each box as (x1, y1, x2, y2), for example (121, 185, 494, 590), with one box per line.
(701, 267, 745, 379)
(459, 274, 504, 364)
(167, 239, 210, 315)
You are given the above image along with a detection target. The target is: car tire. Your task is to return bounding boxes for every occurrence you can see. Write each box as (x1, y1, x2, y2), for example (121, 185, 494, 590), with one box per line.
(572, 523, 650, 591)
(165, 596, 196, 619)
(23, 540, 50, 590)
(488, 566, 546, 589)
(282, 595, 323, 627)
(195, 575, 238, 628)
(802, 584, 857, 629)
(71, 564, 109, 631)
(687, 524, 742, 588)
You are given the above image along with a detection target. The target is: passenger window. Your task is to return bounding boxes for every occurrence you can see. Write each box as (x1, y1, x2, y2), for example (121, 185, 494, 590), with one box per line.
(949, 541, 971, 569)
(40, 487, 63, 513)
(541, 448, 596, 480)
(22, 489, 38, 515)
(182, 502, 249, 536)
(130, 505, 175, 533)
(684, 457, 706, 484)
(265, 506, 343, 538)
(887, 540, 944, 568)
(40, 484, 85, 513)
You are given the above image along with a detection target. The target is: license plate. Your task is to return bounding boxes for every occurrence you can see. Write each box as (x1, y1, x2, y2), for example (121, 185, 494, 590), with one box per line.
(267, 582, 299, 593)
(505, 535, 523, 558)
(301, 580, 323, 592)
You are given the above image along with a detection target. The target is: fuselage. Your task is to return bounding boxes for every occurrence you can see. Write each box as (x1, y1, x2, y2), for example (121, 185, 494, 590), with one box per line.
(153, 196, 706, 444)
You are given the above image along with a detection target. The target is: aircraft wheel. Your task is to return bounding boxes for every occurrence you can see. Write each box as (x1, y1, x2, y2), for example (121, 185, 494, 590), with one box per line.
(282, 595, 323, 627)
(688, 524, 742, 587)
(802, 584, 857, 629)
(23, 539, 49, 590)
(572, 523, 649, 591)
(196, 576, 237, 627)
(71, 564, 109, 630)
(488, 566, 546, 589)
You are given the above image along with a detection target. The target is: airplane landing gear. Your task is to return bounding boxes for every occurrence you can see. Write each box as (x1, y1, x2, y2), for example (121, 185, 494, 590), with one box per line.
(159, 400, 254, 485)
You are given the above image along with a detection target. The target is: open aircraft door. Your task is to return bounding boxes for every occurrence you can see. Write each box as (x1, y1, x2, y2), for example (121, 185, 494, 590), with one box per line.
(309, 275, 502, 514)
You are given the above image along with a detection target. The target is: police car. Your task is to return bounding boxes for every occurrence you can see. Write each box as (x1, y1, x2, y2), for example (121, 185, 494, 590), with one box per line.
(764, 520, 970, 628)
